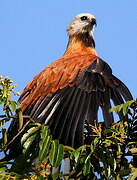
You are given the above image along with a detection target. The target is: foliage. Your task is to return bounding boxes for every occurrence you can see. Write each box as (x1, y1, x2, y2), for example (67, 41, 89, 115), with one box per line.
(0, 76, 137, 179)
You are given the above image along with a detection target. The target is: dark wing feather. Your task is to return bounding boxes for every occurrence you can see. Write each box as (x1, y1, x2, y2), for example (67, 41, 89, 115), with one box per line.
(111, 75, 133, 101)
(100, 88, 114, 127)
(5, 54, 133, 160)
(85, 92, 99, 124)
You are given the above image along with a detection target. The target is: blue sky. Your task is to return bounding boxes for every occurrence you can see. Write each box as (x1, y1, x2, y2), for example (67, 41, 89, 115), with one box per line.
(0, 0, 137, 99)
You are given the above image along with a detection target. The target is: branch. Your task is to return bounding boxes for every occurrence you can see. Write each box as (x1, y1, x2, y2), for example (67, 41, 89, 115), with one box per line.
(6, 119, 34, 147)
(0, 115, 30, 119)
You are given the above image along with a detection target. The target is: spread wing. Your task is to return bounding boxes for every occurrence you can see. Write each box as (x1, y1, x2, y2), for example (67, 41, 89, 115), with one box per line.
(9, 54, 133, 149)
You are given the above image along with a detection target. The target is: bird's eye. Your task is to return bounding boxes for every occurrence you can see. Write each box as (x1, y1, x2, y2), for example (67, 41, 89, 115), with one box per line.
(80, 16, 88, 21)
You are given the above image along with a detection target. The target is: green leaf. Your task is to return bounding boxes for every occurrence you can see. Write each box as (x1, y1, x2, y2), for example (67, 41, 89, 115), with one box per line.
(49, 140, 59, 166)
(54, 144, 64, 168)
(108, 128, 119, 134)
(2, 85, 7, 98)
(71, 146, 84, 163)
(0, 96, 3, 104)
(107, 165, 111, 178)
(52, 173, 59, 180)
(110, 104, 123, 113)
(37, 175, 44, 180)
(0, 176, 8, 180)
(39, 135, 52, 161)
(110, 100, 135, 115)
(0, 169, 21, 180)
(94, 137, 100, 145)
(38, 126, 50, 161)
(116, 175, 121, 180)
(123, 100, 135, 116)
(72, 151, 80, 163)
(129, 148, 137, 154)
(41, 126, 49, 139)
(123, 103, 129, 116)
(64, 145, 75, 152)
(128, 168, 137, 180)
(83, 155, 91, 176)
(23, 133, 38, 154)
(119, 168, 131, 177)
(90, 144, 94, 153)
(90, 142, 96, 155)
(38, 126, 52, 161)
(83, 160, 91, 176)
(117, 143, 122, 157)
(18, 108, 23, 130)
(113, 158, 116, 171)
(127, 100, 135, 107)
(0, 167, 7, 172)
(2, 128, 7, 147)
(102, 139, 113, 144)
(21, 125, 41, 145)
(10, 101, 17, 112)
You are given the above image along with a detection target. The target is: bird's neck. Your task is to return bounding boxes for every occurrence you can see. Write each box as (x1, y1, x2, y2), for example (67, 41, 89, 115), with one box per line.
(64, 33, 97, 56)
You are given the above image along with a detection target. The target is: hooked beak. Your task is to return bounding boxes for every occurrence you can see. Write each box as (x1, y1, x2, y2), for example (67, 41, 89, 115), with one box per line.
(91, 18, 97, 27)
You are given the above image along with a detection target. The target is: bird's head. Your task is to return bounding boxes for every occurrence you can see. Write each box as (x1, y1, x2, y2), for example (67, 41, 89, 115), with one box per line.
(67, 13, 97, 37)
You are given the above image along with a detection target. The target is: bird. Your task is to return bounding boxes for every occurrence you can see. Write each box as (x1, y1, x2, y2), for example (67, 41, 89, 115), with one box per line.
(5, 13, 133, 158)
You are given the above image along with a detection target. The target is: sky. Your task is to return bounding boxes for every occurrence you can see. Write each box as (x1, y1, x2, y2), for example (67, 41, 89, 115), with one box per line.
(0, 0, 137, 99)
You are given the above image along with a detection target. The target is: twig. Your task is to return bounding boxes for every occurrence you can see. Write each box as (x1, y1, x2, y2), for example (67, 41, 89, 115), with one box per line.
(6, 120, 32, 147)
(0, 115, 30, 119)
(0, 161, 14, 165)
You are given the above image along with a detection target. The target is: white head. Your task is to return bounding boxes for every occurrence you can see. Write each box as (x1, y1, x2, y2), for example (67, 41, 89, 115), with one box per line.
(67, 13, 97, 37)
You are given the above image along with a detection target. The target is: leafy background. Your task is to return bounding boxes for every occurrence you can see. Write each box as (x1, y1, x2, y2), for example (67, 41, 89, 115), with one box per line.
(0, 77, 137, 179)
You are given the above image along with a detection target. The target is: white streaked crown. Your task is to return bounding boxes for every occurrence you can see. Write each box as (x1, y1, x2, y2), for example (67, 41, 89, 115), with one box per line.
(67, 13, 96, 36)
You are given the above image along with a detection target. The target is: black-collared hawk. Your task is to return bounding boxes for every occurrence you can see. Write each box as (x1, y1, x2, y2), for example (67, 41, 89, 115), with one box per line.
(8, 13, 133, 152)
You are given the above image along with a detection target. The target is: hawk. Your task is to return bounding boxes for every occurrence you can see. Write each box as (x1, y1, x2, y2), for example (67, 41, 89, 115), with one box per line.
(7, 13, 133, 157)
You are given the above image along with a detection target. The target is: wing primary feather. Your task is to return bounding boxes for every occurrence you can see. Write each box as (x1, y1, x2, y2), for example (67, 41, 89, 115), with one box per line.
(38, 87, 71, 124)
(30, 96, 49, 117)
(44, 99, 61, 124)
(86, 92, 100, 125)
(101, 89, 114, 127)
(50, 87, 76, 135)
(37, 95, 60, 120)
(70, 91, 88, 147)
(111, 88, 125, 119)
(32, 94, 60, 120)
(55, 88, 80, 144)
(32, 87, 71, 122)
(111, 88, 124, 105)
(62, 89, 84, 146)
(112, 75, 133, 101)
